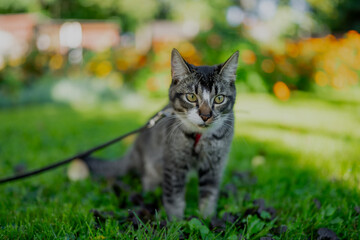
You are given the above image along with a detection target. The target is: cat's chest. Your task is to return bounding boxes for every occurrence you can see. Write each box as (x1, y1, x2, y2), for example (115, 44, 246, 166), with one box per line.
(194, 134, 225, 154)
(182, 132, 225, 157)
(164, 125, 231, 160)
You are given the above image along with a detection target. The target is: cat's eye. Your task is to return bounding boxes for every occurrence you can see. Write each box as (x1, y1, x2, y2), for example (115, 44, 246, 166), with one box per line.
(214, 95, 225, 104)
(186, 93, 197, 102)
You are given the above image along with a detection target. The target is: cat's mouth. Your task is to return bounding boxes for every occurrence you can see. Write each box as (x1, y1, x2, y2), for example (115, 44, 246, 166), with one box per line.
(198, 123, 210, 128)
(176, 112, 215, 132)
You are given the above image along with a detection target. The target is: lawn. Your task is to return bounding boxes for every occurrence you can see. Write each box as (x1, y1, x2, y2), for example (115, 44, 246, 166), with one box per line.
(0, 92, 359, 239)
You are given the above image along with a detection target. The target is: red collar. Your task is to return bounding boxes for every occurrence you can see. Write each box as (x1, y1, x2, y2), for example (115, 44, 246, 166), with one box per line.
(194, 133, 202, 148)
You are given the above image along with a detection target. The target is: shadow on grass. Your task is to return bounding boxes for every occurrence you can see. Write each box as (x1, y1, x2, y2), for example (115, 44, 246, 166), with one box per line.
(223, 134, 360, 239)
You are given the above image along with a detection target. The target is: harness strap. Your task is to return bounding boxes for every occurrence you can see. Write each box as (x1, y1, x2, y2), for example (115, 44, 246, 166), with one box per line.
(194, 133, 202, 148)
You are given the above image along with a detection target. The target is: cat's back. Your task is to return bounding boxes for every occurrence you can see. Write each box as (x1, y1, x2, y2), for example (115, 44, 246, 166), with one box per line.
(132, 104, 176, 158)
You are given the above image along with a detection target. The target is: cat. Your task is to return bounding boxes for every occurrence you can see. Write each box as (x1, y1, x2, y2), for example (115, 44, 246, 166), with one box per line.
(85, 49, 239, 220)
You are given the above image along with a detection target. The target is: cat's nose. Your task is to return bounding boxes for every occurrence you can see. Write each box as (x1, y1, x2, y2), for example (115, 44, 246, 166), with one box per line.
(199, 112, 212, 122)
(199, 104, 212, 122)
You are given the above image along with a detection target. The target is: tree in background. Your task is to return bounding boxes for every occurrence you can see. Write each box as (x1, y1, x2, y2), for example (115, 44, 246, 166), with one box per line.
(306, 0, 360, 33)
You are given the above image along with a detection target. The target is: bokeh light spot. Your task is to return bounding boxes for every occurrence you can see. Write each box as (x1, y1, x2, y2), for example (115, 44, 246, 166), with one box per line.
(241, 49, 256, 65)
(95, 61, 112, 78)
(261, 59, 275, 73)
(49, 54, 64, 70)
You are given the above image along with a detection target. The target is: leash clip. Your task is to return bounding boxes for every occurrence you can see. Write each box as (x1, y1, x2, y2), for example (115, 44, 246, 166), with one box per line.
(147, 108, 173, 128)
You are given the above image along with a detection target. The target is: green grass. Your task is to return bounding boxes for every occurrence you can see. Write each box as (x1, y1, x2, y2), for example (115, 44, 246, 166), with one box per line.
(0, 92, 359, 239)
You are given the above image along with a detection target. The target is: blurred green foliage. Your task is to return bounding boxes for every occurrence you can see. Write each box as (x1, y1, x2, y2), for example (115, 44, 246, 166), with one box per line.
(307, 0, 360, 32)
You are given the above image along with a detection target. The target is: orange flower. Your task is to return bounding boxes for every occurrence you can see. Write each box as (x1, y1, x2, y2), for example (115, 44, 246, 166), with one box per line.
(273, 81, 290, 101)
(286, 42, 300, 58)
(314, 71, 328, 86)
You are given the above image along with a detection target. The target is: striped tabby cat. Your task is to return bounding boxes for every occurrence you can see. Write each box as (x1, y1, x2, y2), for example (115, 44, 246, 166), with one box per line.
(86, 49, 239, 219)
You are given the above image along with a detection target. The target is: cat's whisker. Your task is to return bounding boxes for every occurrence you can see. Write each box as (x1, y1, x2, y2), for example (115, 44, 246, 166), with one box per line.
(168, 122, 183, 144)
(165, 119, 183, 144)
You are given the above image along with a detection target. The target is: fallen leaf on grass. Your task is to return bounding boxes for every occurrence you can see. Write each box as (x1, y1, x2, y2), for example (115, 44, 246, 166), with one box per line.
(13, 163, 27, 175)
(243, 199, 277, 221)
(272, 225, 287, 235)
(178, 230, 190, 240)
(112, 180, 131, 208)
(210, 217, 226, 233)
(313, 198, 322, 209)
(112, 180, 131, 196)
(127, 208, 153, 229)
(243, 192, 251, 202)
(259, 237, 274, 240)
(316, 227, 339, 240)
(253, 199, 266, 211)
(129, 193, 144, 206)
(354, 206, 360, 215)
(223, 183, 238, 197)
(90, 209, 115, 227)
(143, 202, 159, 215)
(232, 171, 257, 185)
(159, 220, 167, 229)
(222, 212, 238, 224)
(265, 207, 277, 220)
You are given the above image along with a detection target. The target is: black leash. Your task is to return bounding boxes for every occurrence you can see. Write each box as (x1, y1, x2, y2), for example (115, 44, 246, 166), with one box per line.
(0, 110, 170, 185)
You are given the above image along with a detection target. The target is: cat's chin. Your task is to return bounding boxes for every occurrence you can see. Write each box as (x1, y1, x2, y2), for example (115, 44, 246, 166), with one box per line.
(182, 120, 215, 133)
(188, 124, 210, 133)
(197, 123, 214, 131)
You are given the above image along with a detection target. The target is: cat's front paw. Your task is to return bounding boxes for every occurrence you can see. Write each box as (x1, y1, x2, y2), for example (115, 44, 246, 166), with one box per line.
(199, 201, 217, 219)
(199, 193, 218, 219)
(164, 200, 185, 220)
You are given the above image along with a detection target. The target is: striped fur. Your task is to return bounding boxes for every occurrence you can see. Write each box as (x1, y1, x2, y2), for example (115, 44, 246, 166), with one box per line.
(86, 49, 239, 220)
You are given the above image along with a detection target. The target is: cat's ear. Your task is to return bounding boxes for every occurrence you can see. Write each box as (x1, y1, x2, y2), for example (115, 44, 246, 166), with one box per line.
(219, 51, 239, 82)
(171, 48, 191, 83)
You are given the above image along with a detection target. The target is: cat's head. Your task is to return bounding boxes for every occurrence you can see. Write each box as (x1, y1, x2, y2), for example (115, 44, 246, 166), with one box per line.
(169, 48, 239, 133)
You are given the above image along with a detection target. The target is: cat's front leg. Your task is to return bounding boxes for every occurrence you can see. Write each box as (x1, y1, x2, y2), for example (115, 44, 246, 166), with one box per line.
(198, 164, 222, 218)
(162, 164, 187, 220)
